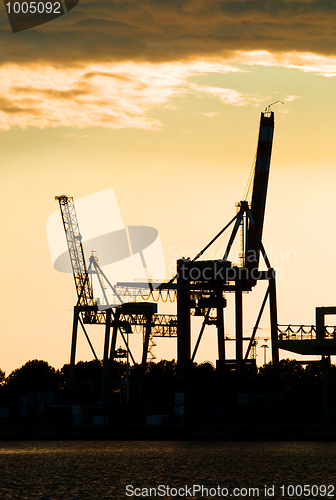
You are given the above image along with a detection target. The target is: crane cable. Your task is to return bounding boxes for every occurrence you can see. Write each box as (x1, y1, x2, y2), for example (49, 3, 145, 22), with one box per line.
(243, 150, 257, 202)
(208, 151, 257, 261)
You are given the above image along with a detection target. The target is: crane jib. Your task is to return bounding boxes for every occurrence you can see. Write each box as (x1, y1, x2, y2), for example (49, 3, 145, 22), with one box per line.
(247, 111, 275, 271)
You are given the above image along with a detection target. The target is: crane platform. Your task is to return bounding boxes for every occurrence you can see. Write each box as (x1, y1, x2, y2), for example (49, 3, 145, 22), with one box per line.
(277, 337, 336, 356)
(277, 307, 336, 356)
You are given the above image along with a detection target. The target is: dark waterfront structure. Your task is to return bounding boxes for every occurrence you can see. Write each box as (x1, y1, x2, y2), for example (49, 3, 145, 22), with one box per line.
(33, 108, 336, 434)
(2, 357, 336, 437)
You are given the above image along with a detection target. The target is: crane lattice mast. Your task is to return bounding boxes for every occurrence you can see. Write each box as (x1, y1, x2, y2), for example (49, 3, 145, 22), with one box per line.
(55, 195, 95, 308)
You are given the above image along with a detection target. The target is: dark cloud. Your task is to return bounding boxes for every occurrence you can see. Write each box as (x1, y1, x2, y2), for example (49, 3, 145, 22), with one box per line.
(0, 0, 335, 65)
(13, 86, 90, 98)
(0, 97, 41, 114)
(83, 71, 131, 81)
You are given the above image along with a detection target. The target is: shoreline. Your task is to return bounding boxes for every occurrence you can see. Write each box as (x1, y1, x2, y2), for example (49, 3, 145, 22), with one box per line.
(1, 423, 336, 441)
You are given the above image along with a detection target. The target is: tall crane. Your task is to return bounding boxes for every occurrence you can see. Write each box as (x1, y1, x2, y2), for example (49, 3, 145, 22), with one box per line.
(55, 194, 175, 397)
(55, 195, 106, 390)
(154, 109, 279, 373)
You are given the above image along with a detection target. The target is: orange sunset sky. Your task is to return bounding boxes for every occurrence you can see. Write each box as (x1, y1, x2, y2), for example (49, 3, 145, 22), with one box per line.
(0, 0, 336, 374)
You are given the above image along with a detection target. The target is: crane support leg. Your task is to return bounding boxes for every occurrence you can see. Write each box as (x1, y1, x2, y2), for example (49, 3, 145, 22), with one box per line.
(120, 331, 136, 366)
(102, 309, 112, 401)
(69, 306, 80, 392)
(78, 316, 98, 361)
(322, 355, 331, 418)
(245, 285, 269, 360)
(191, 310, 210, 362)
(217, 290, 225, 368)
(235, 283, 243, 371)
(269, 271, 279, 368)
(177, 260, 191, 371)
(141, 312, 153, 376)
(109, 310, 120, 366)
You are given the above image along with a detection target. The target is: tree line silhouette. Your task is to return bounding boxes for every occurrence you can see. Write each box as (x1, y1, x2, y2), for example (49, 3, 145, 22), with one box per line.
(0, 358, 335, 424)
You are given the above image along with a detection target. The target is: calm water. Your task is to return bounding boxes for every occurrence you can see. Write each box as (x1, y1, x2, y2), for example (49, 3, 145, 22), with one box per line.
(0, 441, 335, 499)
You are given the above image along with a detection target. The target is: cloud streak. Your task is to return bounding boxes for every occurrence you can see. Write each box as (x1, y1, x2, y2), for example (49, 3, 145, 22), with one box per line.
(191, 84, 264, 106)
(236, 51, 336, 77)
(0, 48, 334, 131)
(0, 61, 243, 130)
(0, 49, 334, 131)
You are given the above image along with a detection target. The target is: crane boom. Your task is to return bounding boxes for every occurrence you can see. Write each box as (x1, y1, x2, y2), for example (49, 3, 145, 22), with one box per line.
(55, 195, 95, 307)
(246, 111, 275, 272)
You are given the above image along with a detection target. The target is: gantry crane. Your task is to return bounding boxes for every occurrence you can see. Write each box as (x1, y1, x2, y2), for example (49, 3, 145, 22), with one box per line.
(159, 108, 336, 374)
(120, 109, 278, 372)
(55, 195, 177, 397)
(149, 108, 279, 373)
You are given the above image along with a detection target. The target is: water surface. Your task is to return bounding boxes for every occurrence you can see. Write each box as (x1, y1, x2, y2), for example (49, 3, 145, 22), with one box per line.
(0, 441, 335, 499)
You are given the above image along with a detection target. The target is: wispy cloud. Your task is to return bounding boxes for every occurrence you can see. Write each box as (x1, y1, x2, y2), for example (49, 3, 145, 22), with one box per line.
(283, 95, 300, 103)
(191, 84, 264, 106)
(235, 51, 336, 77)
(202, 112, 220, 117)
(58, 133, 89, 138)
(0, 52, 330, 132)
(0, 61, 242, 131)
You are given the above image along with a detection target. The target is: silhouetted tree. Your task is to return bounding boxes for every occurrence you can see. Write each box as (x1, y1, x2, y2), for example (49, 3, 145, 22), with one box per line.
(60, 360, 103, 403)
(0, 369, 5, 385)
(60, 360, 102, 388)
(145, 360, 180, 404)
(5, 360, 60, 394)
